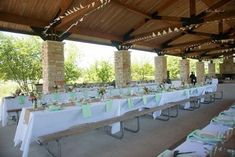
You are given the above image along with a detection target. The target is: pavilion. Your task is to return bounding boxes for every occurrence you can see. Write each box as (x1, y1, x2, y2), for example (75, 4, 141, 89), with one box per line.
(0, 0, 235, 93)
(0, 1, 235, 157)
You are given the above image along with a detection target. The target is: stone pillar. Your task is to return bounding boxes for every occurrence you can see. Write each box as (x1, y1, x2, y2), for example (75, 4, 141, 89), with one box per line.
(154, 56, 167, 83)
(208, 61, 215, 77)
(42, 40, 65, 94)
(196, 61, 205, 83)
(114, 50, 131, 88)
(180, 59, 190, 83)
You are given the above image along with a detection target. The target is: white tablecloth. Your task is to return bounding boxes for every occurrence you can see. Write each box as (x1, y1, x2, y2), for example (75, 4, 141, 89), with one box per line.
(174, 107, 234, 157)
(0, 96, 32, 127)
(13, 84, 217, 157)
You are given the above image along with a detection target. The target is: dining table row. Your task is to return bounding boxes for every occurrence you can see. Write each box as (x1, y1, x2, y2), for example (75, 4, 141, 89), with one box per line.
(157, 103, 235, 157)
(11, 83, 217, 157)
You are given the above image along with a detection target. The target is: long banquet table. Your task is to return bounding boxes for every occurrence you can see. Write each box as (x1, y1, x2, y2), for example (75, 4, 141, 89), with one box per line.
(13, 84, 217, 157)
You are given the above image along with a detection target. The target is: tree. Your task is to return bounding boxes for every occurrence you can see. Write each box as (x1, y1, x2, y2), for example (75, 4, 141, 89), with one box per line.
(0, 33, 42, 92)
(64, 42, 81, 83)
(96, 61, 114, 83)
(131, 63, 154, 81)
(167, 56, 180, 79)
(83, 61, 114, 83)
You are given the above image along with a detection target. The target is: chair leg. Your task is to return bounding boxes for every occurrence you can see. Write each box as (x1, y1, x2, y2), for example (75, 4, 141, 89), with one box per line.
(124, 117, 140, 133)
(156, 108, 170, 121)
(106, 122, 124, 139)
(168, 105, 179, 118)
(39, 139, 62, 157)
(179, 104, 194, 111)
(214, 91, 223, 100)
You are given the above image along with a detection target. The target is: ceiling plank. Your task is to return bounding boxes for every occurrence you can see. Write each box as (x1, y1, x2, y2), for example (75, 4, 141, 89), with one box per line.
(112, 0, 151, 19)
(0, 11, 48, 27)
(69, 26, 123, 41)
(190, 0, 196, 17)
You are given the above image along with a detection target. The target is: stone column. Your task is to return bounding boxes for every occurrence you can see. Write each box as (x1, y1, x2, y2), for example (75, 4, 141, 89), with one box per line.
(208, 61, 215, 77)
(154, 56, 167, 83)
(196, 61, 205, 83)
(114, 50, 131, 88)
(180, 59, 190, 83)
(42, 40, 65, 94)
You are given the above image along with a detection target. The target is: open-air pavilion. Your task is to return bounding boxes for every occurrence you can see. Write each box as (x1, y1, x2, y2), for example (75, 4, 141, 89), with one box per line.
(0, 0, 235, 157)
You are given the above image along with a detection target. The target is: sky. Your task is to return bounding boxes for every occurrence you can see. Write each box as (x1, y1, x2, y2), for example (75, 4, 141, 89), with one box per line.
(2, 31, 158, 68)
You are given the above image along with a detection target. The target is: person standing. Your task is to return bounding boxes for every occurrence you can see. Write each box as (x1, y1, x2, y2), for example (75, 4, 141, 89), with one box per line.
(190, 72, 197, 85)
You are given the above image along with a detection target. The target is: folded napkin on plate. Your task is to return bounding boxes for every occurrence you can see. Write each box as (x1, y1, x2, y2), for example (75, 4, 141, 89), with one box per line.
(212, 115, 235, 126)
(220, 110, 235, 117)
(46, 105, 63, 111)
(187, 130, 223, 144)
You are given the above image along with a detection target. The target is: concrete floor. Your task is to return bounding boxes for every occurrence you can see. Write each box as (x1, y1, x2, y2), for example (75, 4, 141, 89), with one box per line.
(0, 84, 235, 157)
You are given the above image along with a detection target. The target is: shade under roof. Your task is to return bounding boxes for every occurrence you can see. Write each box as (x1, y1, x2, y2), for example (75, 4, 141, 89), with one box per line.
(0, 0, 235, 60)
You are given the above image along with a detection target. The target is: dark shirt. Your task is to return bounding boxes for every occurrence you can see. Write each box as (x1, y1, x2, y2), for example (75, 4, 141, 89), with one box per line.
(190, 74, 197, 84)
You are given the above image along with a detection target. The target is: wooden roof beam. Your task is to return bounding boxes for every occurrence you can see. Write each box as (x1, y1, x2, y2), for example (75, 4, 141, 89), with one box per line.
(123, 24, 182, 44)
(190, 0, 196, 17)
(186, 45, 235, 56)
(121, 0, 178, 38)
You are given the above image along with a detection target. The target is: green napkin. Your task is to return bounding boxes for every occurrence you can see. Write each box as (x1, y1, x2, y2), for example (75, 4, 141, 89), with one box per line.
(105, 100, 113, 112)
(82, 104, 92, 118)
(187, 130, 223, 144)
(69, 92, 77, 101)
(128, 98, 133, 109)
(182, 90, 187, 96)
(83, 89, 88, 99)
(212, 116, 235, 126)
(119, 89, 123, 95)
(143, 96, 147, 105)
(155, 94, 161, 104)
(46, 105, 62, 111)
(18, 96, 25, 105)
(52, 93, 60, 101)
(128, 87, 131, 95)
(109, 89, 112, 96)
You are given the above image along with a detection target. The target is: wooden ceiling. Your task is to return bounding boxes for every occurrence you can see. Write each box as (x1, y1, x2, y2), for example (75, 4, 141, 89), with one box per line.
(0, 0, 235, 60)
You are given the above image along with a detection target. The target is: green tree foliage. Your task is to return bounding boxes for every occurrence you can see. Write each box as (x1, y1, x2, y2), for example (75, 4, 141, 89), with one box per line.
(167, 56, 180, 79)
(84, 61, 114, 83)
(0, 33, 42, 92)
(64, 43, 81, 83)
(131, 63, 154, 81)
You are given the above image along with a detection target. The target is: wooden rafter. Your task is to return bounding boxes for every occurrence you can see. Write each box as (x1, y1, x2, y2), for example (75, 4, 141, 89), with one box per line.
(186, 31, 217, 37)
(118, 0, 178, 37)
(190, 0, 196, 17)
(186, 45, 235, 56)
(219, 20, 223, 34)
(123, 24, 182, 44)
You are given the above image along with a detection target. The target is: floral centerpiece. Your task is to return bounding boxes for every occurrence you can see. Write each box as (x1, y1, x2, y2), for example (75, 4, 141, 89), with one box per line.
(143, 86, 149, 94)
(29, 92, 37, 109)
(98, 87, 106, 99)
